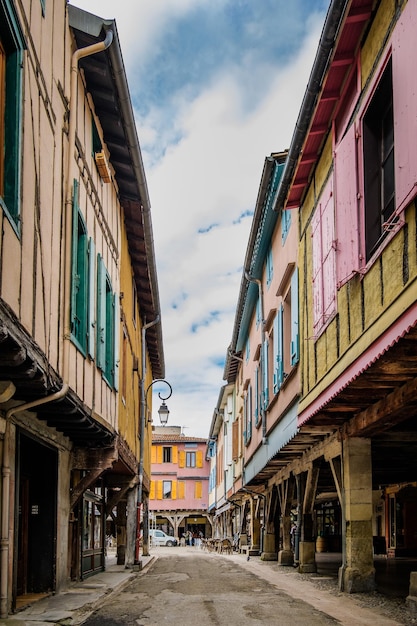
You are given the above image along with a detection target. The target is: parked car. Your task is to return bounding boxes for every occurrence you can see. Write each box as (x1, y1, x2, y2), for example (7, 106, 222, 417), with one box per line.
(149, 529, 177, 547)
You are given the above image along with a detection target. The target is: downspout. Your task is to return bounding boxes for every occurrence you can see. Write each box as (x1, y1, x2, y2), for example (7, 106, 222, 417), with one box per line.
(245, 272, 268, 445)
(1, 29, 114, 619)
(137, 316, 160, 563)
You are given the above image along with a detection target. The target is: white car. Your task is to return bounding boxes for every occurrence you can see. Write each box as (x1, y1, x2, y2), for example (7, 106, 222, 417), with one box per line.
(149, 529, 178, 547)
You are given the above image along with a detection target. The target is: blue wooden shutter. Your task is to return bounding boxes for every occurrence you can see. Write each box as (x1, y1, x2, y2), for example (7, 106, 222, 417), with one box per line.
(262, 340, 269, 408)
(87, 238, 95, 359)
(96, 254, 106, 369)
(254, 365, 259, 425)
(290, 268, 299, 366)
(275, 306, 284, 390)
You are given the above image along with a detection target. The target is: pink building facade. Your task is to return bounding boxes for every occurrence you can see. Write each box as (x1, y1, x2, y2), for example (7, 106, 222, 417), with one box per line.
(149, 427, 212, 540)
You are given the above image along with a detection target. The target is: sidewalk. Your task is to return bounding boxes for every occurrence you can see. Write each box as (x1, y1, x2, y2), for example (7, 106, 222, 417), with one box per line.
(0, 553, 155, 626)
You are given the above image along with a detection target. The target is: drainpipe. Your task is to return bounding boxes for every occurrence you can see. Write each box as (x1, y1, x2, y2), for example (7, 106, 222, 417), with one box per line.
(136, 316, 160, 564)
(1, 29, 114, 619)
(245, 272, 268, 445)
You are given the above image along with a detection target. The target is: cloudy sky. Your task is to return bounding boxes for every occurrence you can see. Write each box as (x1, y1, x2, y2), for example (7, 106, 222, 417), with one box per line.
(70, 0, 329, 438)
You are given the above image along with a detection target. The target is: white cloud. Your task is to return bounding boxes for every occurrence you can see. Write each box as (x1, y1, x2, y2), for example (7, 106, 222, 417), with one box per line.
(69, 1, 327, 437)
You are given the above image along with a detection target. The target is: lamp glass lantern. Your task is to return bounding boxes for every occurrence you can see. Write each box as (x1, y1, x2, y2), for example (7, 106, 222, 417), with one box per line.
(158, 400, 170, 425)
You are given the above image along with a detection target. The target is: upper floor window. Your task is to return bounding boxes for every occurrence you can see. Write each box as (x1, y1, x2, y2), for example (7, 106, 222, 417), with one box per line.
(162, 481, 172, 499)
(163, 446, 172, 463)
(0, 0, 25, 231)
(186, 451, 196, 467)
(363, 59, 395, 262)
(281, 209, 292, 244)
(71, 180, 96, 358)
(274, 267, 299, 390)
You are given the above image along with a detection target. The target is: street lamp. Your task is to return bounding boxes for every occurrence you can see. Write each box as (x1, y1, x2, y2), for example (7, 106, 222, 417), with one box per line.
(135, 377, 172, 566)
(158, 400, 170, 425)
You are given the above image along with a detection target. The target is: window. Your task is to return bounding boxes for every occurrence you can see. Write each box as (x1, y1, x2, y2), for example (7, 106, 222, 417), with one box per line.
(363, 59, 395, 261)
(0, 0, 25, 229)
(163, 447, 172, 463)
(97, 254, 118, 388)
(274, 268, 299, 391)
(162, 481, 172, 499)
(71, 181, 88, 352)
(186, 451, 196, 468)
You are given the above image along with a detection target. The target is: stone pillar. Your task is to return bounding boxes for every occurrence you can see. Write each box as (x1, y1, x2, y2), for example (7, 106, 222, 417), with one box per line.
(116, 500, 127, 566)
(299, 512, 316, 573)
(339, 437, 375, 593)
(125, 487, 136, 567)
(261, 532, 278, 561)
(278, 513, 293, 565)
(251, 499, 261, 555)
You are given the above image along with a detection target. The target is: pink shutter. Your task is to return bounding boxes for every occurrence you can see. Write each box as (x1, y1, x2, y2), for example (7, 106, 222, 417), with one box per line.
(392, 0, 417, 212)
(311, 206, 323, 332)
(334, 123, 360, 287)
(321, 180, 336, 322)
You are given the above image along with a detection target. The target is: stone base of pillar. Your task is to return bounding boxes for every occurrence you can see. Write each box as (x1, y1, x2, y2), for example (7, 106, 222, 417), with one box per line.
(278, 549, 293, 566)
(406, 572, 417, 614)
(339, 565, 376, 593)
(298, 541, 316, 573)
(261, 533, 277, 560)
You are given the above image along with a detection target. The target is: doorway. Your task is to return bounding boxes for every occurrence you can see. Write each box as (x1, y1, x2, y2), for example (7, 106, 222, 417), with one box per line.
(16, 432, 57, 599)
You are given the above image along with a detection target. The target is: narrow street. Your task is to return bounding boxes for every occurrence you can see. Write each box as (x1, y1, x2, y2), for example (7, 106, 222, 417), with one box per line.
(79, 548, 406, 626)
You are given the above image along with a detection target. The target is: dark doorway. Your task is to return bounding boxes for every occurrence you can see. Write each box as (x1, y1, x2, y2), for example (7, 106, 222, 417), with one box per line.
(16, 432, 57, 597)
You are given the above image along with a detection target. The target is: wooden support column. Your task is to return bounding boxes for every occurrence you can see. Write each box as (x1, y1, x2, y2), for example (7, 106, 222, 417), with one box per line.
(277, 478, 294, 565)
(339, 437, 375, 593)
(261, 487, 278, 561)
(299, 466, 319, 573)
(116, 500, 127, 565)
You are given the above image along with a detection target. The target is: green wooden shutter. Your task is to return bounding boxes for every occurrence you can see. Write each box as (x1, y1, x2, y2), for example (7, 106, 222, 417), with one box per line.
(96, 254, 106, 369)
(113, 292, 119, 390)
(70, 180, 79, 333)
(87, 238, 95, 359)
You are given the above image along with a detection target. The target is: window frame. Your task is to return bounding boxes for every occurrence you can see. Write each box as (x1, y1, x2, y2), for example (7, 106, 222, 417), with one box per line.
(0, 0, 25, 233)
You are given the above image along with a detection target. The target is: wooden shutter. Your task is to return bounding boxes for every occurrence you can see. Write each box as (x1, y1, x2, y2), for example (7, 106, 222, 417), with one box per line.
(172, 446, 178, 464)
(71, 180, 79, 332)
(274, 306, 284, 391)
(232, 419, 239, 461)
(156, 446, 163, 464)
(178, 450, 185, 468)
(334, 123, 360, 287)
(96, 254, 106, 369)
(149, 481, 155, 500)
(392, 0, 417, 212)
(151, 446, 157, 463)
(196, 450, 203, 468)
(290, 268, 299, 366)
(113, 293, 119, 390)
(156, 481, 163, 500)
(178, 481, 185, 499)
(262, 340, 269, 408)
(171, 481, 177, 500)
(195, 481, 202, 499)
(87, 238, 96, 358)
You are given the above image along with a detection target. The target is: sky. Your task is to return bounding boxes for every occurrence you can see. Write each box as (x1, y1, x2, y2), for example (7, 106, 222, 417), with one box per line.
(70, 0, 329, 438)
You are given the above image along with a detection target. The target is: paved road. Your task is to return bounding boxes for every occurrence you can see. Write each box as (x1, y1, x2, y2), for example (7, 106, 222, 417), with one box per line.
(80, 549, 340, 626)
